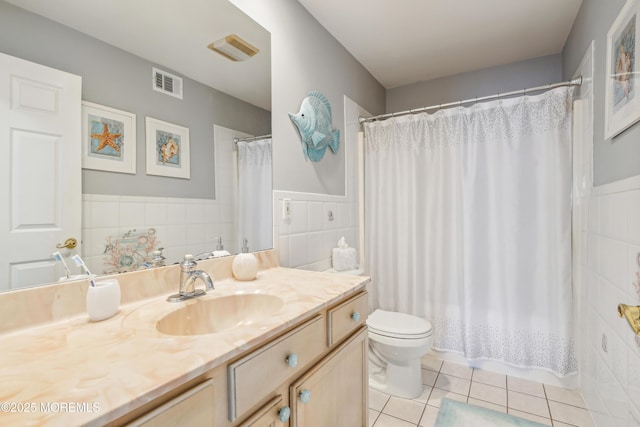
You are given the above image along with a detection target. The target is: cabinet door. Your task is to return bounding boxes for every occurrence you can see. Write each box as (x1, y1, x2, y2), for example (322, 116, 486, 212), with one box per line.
(290, 327, 367, 427)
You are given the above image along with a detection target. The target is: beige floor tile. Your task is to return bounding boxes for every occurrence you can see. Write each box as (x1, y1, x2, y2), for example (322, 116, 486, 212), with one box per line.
(467, 397, 506, 413)
(370, 388, 391, 412)
(368, 409, 380, 427)
(421, 353, 443, 372)
(419, 405, 439, 427)
(507, 408, 552, 426)
(421, 368, 438, 386)
(544, 384, 586, 408)
(373, 413, 417, 427)
(507, 376, 546, 397)
(548, 400, 596, 427)
(507, 390, 550, 418)
(434, 373, 471, 395)
(472, 368, 506, 388)
(469, 381, 507, 406)
(413, 386, 434, 404)
(427, 387, 467, 408)
(382, 396, 426, 424)
(440, 361, 473, 380)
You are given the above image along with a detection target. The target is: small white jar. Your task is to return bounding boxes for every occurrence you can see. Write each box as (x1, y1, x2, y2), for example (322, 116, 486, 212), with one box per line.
(86, 279, 121, 321)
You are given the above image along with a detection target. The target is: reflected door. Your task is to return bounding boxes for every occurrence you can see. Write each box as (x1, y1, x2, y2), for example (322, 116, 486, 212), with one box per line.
(0, 53, 81, 290)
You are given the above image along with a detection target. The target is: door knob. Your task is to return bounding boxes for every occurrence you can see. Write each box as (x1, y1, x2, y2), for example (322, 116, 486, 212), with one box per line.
(56, 238, 78, 249)
(618, 304, 640, 335)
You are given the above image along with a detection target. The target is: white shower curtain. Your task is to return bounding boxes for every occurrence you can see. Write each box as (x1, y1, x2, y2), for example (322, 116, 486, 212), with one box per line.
(237, 138, 272, 251)
(364, 87, 576, 376)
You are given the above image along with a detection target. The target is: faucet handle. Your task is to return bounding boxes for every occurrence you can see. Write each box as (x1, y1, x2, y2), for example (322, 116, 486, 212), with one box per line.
(181, 254, 197, 269)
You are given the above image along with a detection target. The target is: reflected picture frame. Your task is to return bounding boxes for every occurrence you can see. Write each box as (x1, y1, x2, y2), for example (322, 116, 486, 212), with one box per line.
(145, 117, 190, 179)
(81, 101, 136, 174)
(605, 0, 640, 139)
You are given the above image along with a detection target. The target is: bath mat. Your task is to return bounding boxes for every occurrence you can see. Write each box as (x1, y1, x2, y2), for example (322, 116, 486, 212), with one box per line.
(435, 398, 548, 427)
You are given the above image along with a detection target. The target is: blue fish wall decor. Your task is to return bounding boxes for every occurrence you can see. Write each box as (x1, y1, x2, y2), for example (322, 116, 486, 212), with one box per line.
(288, 91, 340, 162)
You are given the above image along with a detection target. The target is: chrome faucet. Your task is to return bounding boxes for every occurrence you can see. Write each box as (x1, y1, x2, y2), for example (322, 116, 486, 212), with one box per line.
(167, 254, 215, 302)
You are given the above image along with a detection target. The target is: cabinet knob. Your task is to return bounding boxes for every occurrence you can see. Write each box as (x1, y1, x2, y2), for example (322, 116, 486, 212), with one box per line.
(351, 311, 360, 322)
(299, 389, 311, 404)
(286, 353, 298, 368)
(278, 406, 291, 422)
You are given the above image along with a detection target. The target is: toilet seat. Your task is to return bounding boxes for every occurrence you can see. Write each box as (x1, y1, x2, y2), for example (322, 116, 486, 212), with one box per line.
(367, 309, 432, 339)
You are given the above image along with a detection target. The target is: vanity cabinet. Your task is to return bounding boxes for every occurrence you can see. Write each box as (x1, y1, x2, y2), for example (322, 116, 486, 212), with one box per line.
(127, 291, 368, 427)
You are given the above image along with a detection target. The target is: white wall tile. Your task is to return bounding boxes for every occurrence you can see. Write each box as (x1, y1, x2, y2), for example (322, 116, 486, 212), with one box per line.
(600, 193, 627, 240)
(277, 235, 290, 267)
(627, 244, 640, 302)
(166, 224, 187, 247)
(289, 234, 308, 268)
(336, 202, 350, 229)
(599, 237, 627, 291)
(90, 201, 119, 228)
(290, 201, 309, 235)
(588, 234, 600, 274)
(145, 202, 168, 226)
(307, 232, 325, 264)
(628, 190, 640, 245)
(307, 202, 324, 232)
(588, 196, 600, 234)
(166, 203, 186, 225)
(119, 202, 145, 227)
(324, 202, 338, 230)
(186, 202, 205, 224)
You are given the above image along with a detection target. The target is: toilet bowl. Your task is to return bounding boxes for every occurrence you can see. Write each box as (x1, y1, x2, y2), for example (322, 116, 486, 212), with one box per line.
(323, 267, 433, 399)
(367, 309, 434, 399)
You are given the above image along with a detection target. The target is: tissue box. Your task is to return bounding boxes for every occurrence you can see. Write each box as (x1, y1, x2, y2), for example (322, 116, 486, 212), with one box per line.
(332, 247, 358, 271)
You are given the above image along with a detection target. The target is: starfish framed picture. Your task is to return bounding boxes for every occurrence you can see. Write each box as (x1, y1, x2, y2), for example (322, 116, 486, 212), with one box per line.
(82, 101, 136, 174)
(145, 117, 190, 179)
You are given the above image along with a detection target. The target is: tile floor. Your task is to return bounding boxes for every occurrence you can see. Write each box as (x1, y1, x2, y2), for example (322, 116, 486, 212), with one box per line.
(368, 354, 595, 427)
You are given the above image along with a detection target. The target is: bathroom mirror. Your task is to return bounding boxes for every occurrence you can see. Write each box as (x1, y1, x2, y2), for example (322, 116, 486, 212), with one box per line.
(0, 0, 272, 291)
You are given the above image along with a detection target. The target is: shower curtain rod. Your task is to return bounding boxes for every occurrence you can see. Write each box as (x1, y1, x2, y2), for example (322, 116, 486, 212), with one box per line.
(359, 76, 583, 124)
(233, 133, 272, 144)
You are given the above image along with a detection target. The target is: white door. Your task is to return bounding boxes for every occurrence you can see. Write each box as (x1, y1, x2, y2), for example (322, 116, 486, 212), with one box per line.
(0, 52, 82, 291)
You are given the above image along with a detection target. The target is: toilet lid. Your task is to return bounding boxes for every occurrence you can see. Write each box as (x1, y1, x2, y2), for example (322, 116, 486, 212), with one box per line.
(367, 309, 432, 339)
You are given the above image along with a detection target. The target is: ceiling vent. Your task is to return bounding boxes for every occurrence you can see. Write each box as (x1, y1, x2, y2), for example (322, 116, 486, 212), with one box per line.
(208, 34, 259, 62)
(152, 67, 183, 99)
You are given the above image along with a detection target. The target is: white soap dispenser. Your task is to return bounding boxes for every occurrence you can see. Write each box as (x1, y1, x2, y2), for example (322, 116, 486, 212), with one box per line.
(232, 238, 258, 281)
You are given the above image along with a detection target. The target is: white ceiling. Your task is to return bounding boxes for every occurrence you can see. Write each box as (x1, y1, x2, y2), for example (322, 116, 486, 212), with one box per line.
(6, 0, 271, 110)
(298, 0, 583, 89)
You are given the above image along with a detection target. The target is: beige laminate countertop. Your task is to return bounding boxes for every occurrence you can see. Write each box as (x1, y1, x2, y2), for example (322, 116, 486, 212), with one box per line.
(0, 265, 368, 426)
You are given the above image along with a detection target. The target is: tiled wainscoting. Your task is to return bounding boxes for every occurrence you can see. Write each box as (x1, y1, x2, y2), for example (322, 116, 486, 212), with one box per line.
(369, 354, 595, 427)
(82, 194, 236, 274)
(578, 176, 640, 426)
(273, 190, 359, 270)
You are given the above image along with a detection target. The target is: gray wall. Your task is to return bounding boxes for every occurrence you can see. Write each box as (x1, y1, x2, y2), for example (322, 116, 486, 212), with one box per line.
(386, 54, 563, 113)
(0, 1, 271, 199)
(229, 0, 386, 196)
(563, 0, 640, 186)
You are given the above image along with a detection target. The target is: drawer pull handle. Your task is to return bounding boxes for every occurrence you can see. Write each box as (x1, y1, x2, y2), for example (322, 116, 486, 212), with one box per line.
(278, 406, 291, 422)
(352, 311, 361, 322)
(299, 389, 311, 404)
(286, 353, 298, 368)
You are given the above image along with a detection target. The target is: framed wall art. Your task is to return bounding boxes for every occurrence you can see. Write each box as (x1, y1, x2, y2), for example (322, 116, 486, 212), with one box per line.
(605, 0, 640, 139)
(82, 101, 136, 173)
(145, 117, 190, 179)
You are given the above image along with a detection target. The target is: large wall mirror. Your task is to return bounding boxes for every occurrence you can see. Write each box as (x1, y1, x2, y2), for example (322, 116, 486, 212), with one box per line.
(0, 0, 272, 291)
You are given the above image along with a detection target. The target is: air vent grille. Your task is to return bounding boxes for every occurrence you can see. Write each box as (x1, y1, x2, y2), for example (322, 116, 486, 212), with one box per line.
(152, 67, 183, 99)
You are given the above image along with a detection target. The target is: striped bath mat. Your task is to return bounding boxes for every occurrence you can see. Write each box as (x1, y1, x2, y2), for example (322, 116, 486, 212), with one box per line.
(435, 398, 548, 427)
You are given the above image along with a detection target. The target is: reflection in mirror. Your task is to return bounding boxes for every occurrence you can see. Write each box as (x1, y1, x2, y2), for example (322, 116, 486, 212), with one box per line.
(0, 0, 271, 291)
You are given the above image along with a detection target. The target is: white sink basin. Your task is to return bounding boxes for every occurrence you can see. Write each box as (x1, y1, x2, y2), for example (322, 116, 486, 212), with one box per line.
(155, 293, 284, 336)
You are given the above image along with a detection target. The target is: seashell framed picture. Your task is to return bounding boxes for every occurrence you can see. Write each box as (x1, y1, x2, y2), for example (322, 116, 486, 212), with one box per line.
(145, 116, 190, 179)
(82, 101, 136, 174)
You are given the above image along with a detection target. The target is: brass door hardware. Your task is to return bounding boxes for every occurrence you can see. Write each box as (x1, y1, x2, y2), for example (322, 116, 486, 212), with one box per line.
(56, 238, 77, 249)
(618, 304, 640, 335)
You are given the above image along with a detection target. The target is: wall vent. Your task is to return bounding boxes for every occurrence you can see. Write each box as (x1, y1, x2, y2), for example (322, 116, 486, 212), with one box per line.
(152, 67, 183, 99)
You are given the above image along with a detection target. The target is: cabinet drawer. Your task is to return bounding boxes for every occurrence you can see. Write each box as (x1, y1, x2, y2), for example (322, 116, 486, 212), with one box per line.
(327, 291, 368, 346)
(127, 379, 214, 427)
(228, 315, 325, 421)
(239, 394, 287, 427)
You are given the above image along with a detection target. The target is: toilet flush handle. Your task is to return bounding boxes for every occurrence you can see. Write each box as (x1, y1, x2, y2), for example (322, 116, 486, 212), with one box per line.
(351, 311, 360, 322)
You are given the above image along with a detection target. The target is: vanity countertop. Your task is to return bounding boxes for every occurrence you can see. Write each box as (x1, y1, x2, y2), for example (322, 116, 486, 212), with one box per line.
(0, 257, 369, 426)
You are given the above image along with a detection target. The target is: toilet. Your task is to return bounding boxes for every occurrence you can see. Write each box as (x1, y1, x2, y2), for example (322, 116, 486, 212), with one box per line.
(325, 267, 434, 399)
(367, 309, 433, 398)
